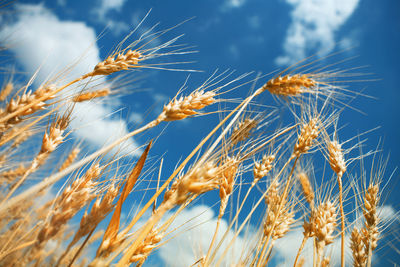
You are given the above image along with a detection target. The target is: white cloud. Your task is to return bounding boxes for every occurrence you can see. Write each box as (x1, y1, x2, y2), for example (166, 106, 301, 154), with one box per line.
(276, 0, 360, 66)
(248, 15, 261, 29)
(221, 0, 247, 12)
(129, 112, 144, 125)
(224, 0, 247, 9)
(158, 205, 255, 266)
(0, 3, 141, 156)
(57, 0, 67, 7)
(92, 0, 129, 36)
(228, 44, 240, 60)
(95, 0, 127, 17)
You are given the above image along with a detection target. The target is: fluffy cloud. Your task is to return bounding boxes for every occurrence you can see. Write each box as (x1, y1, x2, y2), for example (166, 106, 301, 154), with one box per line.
(0, 3, 141, 156)
(158, 205, 255, 266)
(276, 0, 360, 66)
(221, 0, 247, 11)
(92, 0, 129, 35)
(94, 0, 127, 17)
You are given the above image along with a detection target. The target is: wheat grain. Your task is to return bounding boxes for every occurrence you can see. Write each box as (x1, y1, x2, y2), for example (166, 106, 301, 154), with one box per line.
(262, 74, 316, 96)
(298, 171, 314, 205)
(156, 90, 216, 123)
(129, 228, 163, 264)
(36, 163, 102, 247)
(73, 88, 111, 102)
(253, 154, 275, 185)
(230, 118, 257, 145)
(219, 157, 239, 215)
(263, 181, 295, 241)
(59, 147, 81, 171)
(0, 84, 56, 132)
(0, 164, 27, 183)
(87, 50, 142, 77)
(362, 184, 379, 267)
(0, 82, 13, 101)
(293, 118, 319, 157)
(327, 138, 346, 267)
(328, 140, 346, 176)
(351, 227, 367, 267)
(70, 184, 118, 247)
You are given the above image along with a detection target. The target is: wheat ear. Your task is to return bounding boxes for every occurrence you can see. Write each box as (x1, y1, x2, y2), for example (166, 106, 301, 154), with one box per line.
(86, 50, 142, 77)
(0, 114, 69, 206)
(362, 184, 379, 267)
(31, 163, 102, 262)
(253, 154, 275, 186)
(254, 180, 295, 267)
(327, 139, 346, 267)
(156, 90, 216, 123)
(313, 201, 337, 267)
(0, 82, 13, 101)
(73, 88, 111, 102)
(230, 117, 258, 145)
(351, 227, 367, 267)
(261, 74, 316, 96)
(204, 157, 239, 265)
(298, 171, 315, 207)
(0, 84, 56, 132)
(59, 147, 81, 171)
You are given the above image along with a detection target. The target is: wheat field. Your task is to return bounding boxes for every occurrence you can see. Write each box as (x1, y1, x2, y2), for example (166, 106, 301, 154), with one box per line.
(0, 1, 398, 267)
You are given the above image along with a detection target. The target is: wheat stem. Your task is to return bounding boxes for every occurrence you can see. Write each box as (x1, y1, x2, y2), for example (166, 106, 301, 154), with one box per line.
(294, 237, 309, 267)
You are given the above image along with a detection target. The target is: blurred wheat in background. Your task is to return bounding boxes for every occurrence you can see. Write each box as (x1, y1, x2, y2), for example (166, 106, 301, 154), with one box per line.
(0, 1, 399, 266)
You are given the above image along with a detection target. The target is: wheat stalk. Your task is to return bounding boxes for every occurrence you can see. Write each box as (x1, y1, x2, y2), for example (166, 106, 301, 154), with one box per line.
(0, 82, 13, 101)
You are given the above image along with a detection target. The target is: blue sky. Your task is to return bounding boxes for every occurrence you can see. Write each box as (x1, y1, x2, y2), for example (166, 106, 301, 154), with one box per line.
(1, 0, 399, 266)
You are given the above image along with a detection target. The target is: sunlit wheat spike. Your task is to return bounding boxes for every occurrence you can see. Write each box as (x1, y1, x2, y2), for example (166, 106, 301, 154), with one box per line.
(328, 140, 347, 176)
(0, 164, 27, 183)
(35, 114, 70, 167)
(363, 184, 379, 230)
(129, 228, 163, 264)
(362, 184, 379, 252)
(70, 183, 118, 247)
(219, 157, 239, 210)
(262, 74, 316, 96)
(11, 128, 33, 148)
(88, 50, 142, 77)
(163, 161, 220, 206)
(0, 82, 13, 101)
(59, 147, 80, 171)
(230, 117, 258, 145)
(0, 84, 56, 131)
(73, 88, 111, 102)
(36, 163, 102, 246)
(321, 257, 330, 267)
(293, 117, 320, 156)
(264, 181, 295, 240)
(313, 201, 337, 246)
(310, 201, 337, 267)
(298, 171, 314, 205)
(6, 84, 55, 116)
(253, 154, 275, 185)
(351, 228, 367, 267)
(157, 90, 216, 122)
(295, 257, 305, 267)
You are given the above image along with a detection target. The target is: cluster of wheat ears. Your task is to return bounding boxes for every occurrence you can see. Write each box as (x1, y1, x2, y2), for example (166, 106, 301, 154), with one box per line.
(0, 16, 395, 267)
